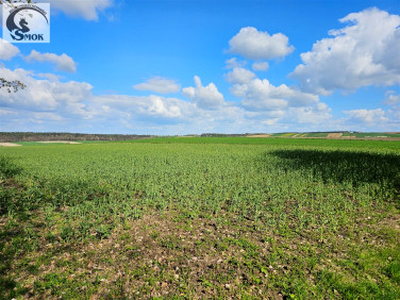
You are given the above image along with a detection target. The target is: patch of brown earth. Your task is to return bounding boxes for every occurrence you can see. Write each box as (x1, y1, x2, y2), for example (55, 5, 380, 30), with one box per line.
(248, 134, 271, 138)
(0, 142, 21, 147)
(327, 133, 343, 138)
(9, 210, 290, 299)
(37, 141, 81, 144)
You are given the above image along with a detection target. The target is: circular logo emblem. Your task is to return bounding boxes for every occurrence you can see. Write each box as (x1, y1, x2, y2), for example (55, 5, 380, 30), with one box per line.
(6, 4, 49, 42)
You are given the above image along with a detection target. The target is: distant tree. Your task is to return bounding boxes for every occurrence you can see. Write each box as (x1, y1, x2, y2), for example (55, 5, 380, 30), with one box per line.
(0, 78, 26, 93)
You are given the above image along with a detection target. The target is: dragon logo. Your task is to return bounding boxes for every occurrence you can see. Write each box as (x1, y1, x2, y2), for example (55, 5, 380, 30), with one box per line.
(3, 3, 50, 43)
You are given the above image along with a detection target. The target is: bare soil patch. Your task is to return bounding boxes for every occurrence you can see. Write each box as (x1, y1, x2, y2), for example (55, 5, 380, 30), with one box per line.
(248, 134, 271, 138)
(0, 142, 21, 147)
(37, 141, 81, 144)
(327, 133, 343, 138)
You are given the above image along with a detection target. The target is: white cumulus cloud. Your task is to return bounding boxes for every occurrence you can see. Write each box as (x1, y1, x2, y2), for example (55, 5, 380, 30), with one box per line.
(0, 67, 91, 116)
(252, 61, 269, 71)
(228, 27, 294, 60)
(182, 76, 225, 110)
(48, 0, 114, 20)
(231, 78, 319, 112)
(290, 8, 400, 95)
(91, 94, 187, 121)
(0, 38, 20, 60)
(384, 91, 399, 106)
(147, 95, 182, 118)
(225, 57, 247, 69)
(133, 76, 181, 94)
(287, 103, 332, 125)
(0, 66, 190, 132)
(225, 67, 256, 84)
(344, 108, 388, 124)
(25, 50, 77, 73)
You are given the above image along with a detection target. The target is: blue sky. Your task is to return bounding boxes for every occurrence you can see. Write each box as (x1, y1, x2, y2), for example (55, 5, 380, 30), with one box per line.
(0, 0, 399, 134)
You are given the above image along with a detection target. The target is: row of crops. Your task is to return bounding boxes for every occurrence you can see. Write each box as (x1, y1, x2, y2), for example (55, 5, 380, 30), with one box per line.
(0, 138, 399, 298)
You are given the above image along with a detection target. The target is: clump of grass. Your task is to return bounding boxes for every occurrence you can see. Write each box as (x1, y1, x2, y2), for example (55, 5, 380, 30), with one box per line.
(0, 155, 22, 179)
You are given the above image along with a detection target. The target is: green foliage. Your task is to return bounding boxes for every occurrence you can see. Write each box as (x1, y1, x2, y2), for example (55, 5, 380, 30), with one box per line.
(0, 155, 22, 179)
(0, 138, 399, 298)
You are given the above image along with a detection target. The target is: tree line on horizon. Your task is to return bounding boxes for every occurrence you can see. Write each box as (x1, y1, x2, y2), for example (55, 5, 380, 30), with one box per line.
(0, 132, 152, 142)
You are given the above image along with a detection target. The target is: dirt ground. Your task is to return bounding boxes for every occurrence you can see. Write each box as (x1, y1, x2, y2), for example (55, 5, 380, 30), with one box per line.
(0, 143, 21, 147)
(37, 141, 81, 144)
(327, 133, 343, 138)
(248, 134, 271, 138)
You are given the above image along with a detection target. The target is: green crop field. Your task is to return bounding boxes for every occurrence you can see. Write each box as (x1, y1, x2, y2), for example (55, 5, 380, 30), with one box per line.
(1, 137, 399, 299)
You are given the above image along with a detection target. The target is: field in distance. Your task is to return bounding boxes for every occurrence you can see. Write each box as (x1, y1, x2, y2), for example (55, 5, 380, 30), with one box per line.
(0, 137, 399, 298)
(265, 132, 400, 140)
(1, 131, 400, 144)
